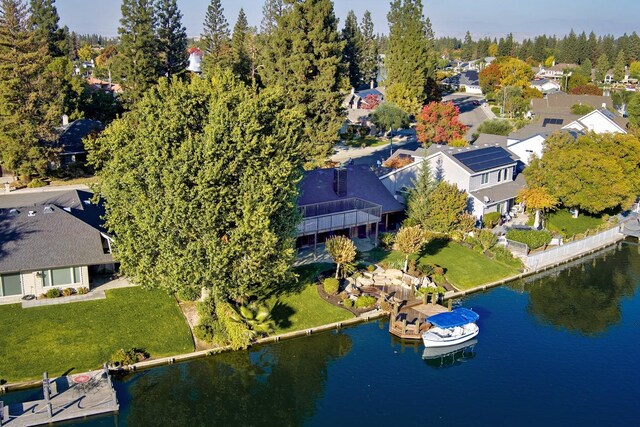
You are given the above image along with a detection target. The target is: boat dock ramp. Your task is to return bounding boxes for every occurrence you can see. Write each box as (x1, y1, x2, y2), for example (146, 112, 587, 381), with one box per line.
(0, 368, 118, 426)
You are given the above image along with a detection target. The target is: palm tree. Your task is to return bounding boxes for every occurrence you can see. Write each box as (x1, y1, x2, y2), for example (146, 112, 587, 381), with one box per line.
(325, 235, 357, 279)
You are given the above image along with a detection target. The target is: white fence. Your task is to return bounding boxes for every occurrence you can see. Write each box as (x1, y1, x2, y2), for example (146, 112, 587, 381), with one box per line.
(522, 226, 623, 270)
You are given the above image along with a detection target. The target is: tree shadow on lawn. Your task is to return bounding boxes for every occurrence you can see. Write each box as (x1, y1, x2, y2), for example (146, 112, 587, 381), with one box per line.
(418, 238, 450, 257)
(271, 300, 295, 330)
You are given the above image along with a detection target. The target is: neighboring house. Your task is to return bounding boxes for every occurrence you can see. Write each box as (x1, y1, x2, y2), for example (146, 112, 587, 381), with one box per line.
(86, 77, 122, 94)
(442, 70, 482, 94)
(453, 57, 494, 73)
(51, 119, 104, 168)
(343, 87, 384, 111)
(0, 190, 115, 302)
(380, 141, 525, 220)
(187, 47, 203, 74)
(530, 78, 562, 95)
(535, 63, 578, 81)
(297, 166, 404, 248)
(530, 92, 615, 117)
(507, 109, 627, 165)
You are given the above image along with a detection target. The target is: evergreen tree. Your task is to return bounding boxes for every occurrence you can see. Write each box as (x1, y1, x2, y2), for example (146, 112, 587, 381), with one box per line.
(118, 0, 159, 106)
(260, 0, 283, 36)
(231, 8, 251, 83)
(579, 58, 592, 80)
(532, 35, 547, 62)
(595, 53, 609, 82)
(497, 33, 514, 57)
(359, 10, 378, 87)
(29, 0, 65, 57)
(406, 159, 437, 227)
(461, 31, 474, 61)
(560, 29, 578, 63)
(155, 0, 188, 79)
(576, 31, 588, 64)
(613, 49, 626, 82)
(341, 10, 362, 88)
(587, 31, 598, 63)
(385, 0, 438, 114)
(0, 0, 59, 175)
(201, 0, 230, 71)
(262, 0, 344, 164)
(88, 72, 306, 301)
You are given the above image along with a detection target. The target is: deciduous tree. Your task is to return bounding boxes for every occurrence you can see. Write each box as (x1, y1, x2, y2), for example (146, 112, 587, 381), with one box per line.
(325, 235, 357, 279)
(517, 187, 558, 229)
(416, 101, 467, 146)
(393, 225, 427, 272)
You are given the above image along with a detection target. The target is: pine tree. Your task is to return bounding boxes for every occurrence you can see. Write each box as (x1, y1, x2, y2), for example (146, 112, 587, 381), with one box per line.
(341, 10, 362, 88)
(0, 0, 59, 175)
(262, 0, 344, 163)
(613, 49, 627, 82)
(385, 0, 439, 114)
(155, 0, 188, 79)
(595, 53, 609, 82)
(406, 159, 437, 227)
(118, 0, 159, 106)
(359, 10, 378, 87)
(587, 31, 598, 63)
(201, 0, 229, 72)
(231, 8, 251, 83)
(461, 31, 474, 61)
(260, 0, 283, 36)
(579, 58, 592, 80)
(29, 0, 65, 57)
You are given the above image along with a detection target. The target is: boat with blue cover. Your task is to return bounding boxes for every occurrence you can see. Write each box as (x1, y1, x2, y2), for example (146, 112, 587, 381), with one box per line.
(422, 308, 479, 347)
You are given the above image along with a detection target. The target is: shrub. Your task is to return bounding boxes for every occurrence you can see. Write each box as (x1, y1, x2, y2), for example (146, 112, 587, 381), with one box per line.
(570, 103, 595, 115)
(27, 178, 47, 188)
(418, 263, 436, 277)
(323, 278, 340, 295)
(354, 295, 376, 309)
(62, 288, 74, 297)
(407, 259, 423, 277)
(477, 118, 513, 135)
(45, 288, 61, 298)
(432, 274, 445, 285)
(506, 229, 552, 250)
(491, 106, 501, 116)
(110, 348, 148, 367)
(491, 246, 524, 268)
(366, 264, 375, 272)
(432, 265, 445, 276)
(382, 156, 413, 169)
(342, 298, 354, 308)
(176, 286, 200, 302)
(483, 211, 501, 229)
(379, 232, 395, 250)
(448, 138, 468, 147)
(477, 229, 498, 251)
(77, 287, 89, 295)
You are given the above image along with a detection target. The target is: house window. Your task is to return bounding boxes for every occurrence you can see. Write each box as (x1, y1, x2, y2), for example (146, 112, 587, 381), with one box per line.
(497, 170, 502, 182)
(502, 168, 509, 181)
(1, 273, 22, 297)
(481, 173, 489, 184)
(42, 267, 82, 287)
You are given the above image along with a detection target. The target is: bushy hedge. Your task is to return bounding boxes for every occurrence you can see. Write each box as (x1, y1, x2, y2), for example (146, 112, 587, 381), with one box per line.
(354, 295, 376, 309)
(483, 212, 501, 229)
(323, 278, 340, 295)
(506, 229, 552, 249)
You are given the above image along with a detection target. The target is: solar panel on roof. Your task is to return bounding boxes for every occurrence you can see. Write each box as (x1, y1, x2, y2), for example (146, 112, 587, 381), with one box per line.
(452, 147, 514, 173)
(542, 118, 563, 127)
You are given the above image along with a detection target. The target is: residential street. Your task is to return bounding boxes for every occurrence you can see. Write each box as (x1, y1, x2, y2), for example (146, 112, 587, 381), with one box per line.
(442, 92, 495, 139)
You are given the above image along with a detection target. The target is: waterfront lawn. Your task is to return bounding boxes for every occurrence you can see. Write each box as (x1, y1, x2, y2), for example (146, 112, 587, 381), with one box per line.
(365, 240, 519, 290)
(545, 210, 604, 237)
(0, 287, 193, 383)
(271, 263, 354, 334)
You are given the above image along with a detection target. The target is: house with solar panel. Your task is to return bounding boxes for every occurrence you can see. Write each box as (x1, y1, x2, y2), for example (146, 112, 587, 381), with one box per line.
(380, 140, 525, 221)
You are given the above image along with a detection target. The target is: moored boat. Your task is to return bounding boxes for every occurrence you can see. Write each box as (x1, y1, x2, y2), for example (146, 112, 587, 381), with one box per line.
(422, 308, 480, 348)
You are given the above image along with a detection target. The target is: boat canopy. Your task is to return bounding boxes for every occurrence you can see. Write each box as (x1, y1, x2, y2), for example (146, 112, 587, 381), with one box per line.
(427, 308, 479, 328)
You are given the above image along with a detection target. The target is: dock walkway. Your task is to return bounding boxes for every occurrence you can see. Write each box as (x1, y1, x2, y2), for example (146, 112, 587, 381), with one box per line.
(0, 369, 118, 427)
(389, 299, 448, 340)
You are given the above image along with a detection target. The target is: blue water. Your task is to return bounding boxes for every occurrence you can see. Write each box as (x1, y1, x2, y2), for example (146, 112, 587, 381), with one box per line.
(4, 243, 640, 426)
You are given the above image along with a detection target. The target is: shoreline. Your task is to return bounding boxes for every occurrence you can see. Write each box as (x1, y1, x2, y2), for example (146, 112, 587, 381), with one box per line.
(1, 237, 628, 393)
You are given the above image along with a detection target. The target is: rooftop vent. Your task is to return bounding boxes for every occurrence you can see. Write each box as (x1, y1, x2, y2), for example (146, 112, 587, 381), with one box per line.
(483, 196, 491, 203)
(333, 167, 348, 197)
(28, 210, 36, 217)
(9, 208, 19, 215)
(43, 206, 54, 214)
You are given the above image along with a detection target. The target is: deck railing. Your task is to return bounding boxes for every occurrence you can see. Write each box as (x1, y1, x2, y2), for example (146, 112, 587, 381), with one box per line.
(297, 198, 382, 236)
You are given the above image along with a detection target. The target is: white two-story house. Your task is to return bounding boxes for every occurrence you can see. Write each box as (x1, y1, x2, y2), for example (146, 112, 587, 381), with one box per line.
(380, 140, 525, 221)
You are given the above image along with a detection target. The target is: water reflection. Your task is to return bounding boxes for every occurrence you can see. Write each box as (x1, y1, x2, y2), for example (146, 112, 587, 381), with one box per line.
(422, 339, 478, 368)
(121, 331, 352, 426)
(524, 244, 640, 335)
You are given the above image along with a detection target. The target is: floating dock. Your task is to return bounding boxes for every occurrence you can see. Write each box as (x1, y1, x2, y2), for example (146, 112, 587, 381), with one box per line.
(389, 299, 449, 340)
(0, 368, 118, 426)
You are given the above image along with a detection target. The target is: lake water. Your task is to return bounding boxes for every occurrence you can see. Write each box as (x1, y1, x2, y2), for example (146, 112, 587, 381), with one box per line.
(4, 243, 640, 426)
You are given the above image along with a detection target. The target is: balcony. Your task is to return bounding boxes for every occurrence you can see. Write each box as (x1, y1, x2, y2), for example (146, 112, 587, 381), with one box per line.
(297, 198, 382, 237)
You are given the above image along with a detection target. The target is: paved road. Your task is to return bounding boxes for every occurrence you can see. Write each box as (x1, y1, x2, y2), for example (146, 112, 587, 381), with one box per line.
(442, 93, 494, 139)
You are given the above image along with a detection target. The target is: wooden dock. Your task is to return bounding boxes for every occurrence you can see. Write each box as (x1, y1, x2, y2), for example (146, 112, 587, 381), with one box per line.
(389, 298, 449, 340)
(0, 369, 118, 426)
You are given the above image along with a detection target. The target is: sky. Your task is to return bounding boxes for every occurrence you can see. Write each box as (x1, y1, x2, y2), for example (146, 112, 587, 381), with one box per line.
(56, 0, 639, 40)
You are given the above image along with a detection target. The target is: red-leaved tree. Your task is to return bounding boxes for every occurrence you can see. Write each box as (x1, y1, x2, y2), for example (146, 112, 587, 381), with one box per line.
(416, 102, 467, 146)
(362, 94, 381, 110)
(569, 84, 603, 96)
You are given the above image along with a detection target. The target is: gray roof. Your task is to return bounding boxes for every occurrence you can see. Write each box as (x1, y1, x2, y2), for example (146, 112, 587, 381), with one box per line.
(443, 70, 479, 87)
(530, 93, 614, 115)
(509, 113, 580, 140)
(0, 205, 113, 274)
(299, 166, 403, 214)
(470, 173, 527, 205)
(56, 119, 104, 154)
(473, 134, 508, 147)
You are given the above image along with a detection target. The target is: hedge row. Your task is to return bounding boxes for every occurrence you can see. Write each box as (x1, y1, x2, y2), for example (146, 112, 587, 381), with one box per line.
(506, 229, 552, 249)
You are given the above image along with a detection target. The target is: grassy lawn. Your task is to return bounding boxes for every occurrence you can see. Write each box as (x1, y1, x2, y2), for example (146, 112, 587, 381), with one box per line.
(0, 287, 193, 383)
(270, 263, 354, 334)
(364, 240, 519, 291)
(545, 210, 604, 237)
(344, 136, 388, 148)
(49, 176, 99, 186)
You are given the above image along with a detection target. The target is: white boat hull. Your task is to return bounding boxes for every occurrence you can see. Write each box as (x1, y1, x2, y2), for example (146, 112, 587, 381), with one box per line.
(422, 324, 479, 348)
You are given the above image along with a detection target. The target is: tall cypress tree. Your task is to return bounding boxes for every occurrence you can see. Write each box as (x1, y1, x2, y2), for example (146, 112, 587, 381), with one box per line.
(359, 10, 378, 87)
(260, 0, 283, 36)
(262, 0, 344, 164)
(155, 0, 188, 79)
(29, 0, 65, 57)
(341, 10, 362, 89)
(118, 0, 159, 106)
(595, 53, 610, 82)
(231, 8, 251, 83)
(613, 50, 627, 82)
(386, 0, 438, 114)
(0, 0, 59, 175)
(201, 0, 229, 72)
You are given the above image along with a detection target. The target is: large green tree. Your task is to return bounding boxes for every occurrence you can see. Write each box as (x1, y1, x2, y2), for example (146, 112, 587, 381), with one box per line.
(88, 72, 305, 302)
(385, 0, 438, 114)
(341, 10, 362, 89)
(613, 49, 627, 82)
(260, 0, 283, 36)
(421, 181, 469, 233)
(405, 159, 437, 227)
(117, 0, 159, 105)
(201, 0, 230, 72)
(359, 10, 378, 87)
(261, 0, 344, 164)
(29, 0, 65, 57)
(155, 0, 188, 79)
(231, 8, 251, 84)
(0, 0, 59, 176)
(595, 54, 610, 83)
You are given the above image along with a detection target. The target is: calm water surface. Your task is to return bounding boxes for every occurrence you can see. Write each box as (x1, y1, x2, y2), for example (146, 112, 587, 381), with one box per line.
(6, 243, 640, 426)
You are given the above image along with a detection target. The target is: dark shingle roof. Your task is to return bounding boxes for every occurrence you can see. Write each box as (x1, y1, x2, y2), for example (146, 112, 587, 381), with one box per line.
(56, 119, 104, 154)
(299, 166, 403, 214)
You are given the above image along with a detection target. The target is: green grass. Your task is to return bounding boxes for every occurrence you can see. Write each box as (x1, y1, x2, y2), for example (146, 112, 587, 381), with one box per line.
(49, 176, 99, 186)
(344, 136, 389, 148)
(0, 287, 193, 383)
(270, 263, 354, 334)
(364, 240, 519, 291)
(545, 210, 604, 237)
